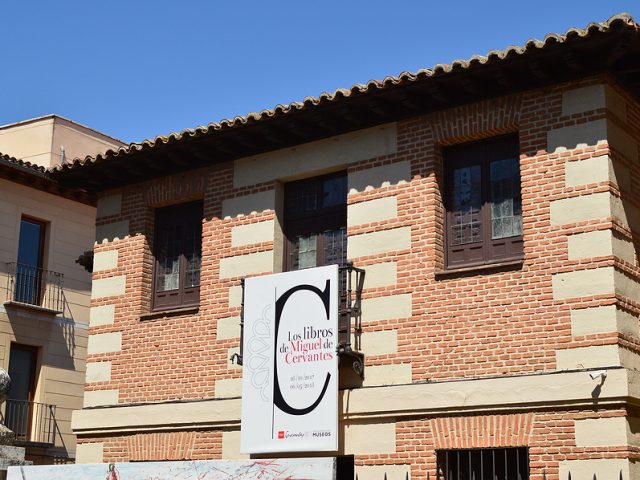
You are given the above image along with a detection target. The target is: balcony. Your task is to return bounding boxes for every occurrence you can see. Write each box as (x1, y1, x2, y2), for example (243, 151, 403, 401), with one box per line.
(233, 262, 366, 377)
(2, 399, 57, 446)
(337, 262, 366, 377)
(4, 263, 64, 314)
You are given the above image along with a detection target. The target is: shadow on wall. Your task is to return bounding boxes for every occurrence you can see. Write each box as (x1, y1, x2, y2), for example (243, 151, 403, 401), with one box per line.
(540, 113, 640, 260)
(614, 159, 640, 265)
(3, 304, 76, 371)
(0, 262, 9, 303)
(93, 160, 413, 244)
(221, 161, 413, 220)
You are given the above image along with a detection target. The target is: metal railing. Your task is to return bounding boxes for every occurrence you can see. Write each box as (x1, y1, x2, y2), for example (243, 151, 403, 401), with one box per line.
(437, 448, 529, 480)
(337, 262, 366, 377)
(3, 399, 57, 445)
(5, 263, 64, 313)
(356, 470, 628, 480)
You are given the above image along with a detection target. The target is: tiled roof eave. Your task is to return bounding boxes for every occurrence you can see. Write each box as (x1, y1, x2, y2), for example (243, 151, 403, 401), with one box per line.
(49, 13, 640, 187)
(0, 153, 49, 178)
(0, 153, 94, 205)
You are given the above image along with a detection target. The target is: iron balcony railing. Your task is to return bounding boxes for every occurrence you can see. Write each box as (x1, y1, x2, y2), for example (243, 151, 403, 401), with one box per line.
(337, 262, 365, 377)
(3, 399, 57, 446)
(5, 263, 64, 313)
(232, 262, 366, 377)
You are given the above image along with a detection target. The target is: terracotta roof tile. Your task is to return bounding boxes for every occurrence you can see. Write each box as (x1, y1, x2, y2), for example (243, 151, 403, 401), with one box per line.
(0, 152, 48, 177)
(51, 12, 638, 175)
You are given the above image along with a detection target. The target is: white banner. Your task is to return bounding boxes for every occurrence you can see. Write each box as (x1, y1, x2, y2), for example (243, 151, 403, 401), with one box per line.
(8, 458, 337, 479)
(240, 265, 339, 454)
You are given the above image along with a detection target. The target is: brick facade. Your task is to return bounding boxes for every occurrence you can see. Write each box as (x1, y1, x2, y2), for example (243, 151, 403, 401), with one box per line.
(72, 74, 640, 478)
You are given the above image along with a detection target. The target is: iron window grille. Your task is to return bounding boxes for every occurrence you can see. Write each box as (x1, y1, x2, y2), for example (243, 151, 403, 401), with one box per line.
(437, 447, 529, 480)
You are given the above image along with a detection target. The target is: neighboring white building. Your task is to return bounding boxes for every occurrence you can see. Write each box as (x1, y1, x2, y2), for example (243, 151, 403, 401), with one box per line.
(0, 117, 123, 463)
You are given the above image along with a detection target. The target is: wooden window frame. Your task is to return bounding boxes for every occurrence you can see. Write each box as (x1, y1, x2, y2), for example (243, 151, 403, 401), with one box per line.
(152, 201, 203, 311)
(444, 135, 523, 269)
(283, 171, 347, 272)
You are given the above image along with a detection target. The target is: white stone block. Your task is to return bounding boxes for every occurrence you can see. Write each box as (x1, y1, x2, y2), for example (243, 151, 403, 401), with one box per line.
(547, 119, 607, 153)
(564, 155, 612, 187)
(574, 417, 628, 447)
(221, 430, 248, 459)
(362, 363, 412, 387)
(219, 251, 273, 279)
(362, 262, 397, 289)
(96, 220, 129, 243)
(348, 227, 411, 258)
(96, 193, 122, 218)
(230, 220, 274, 247)
(217, 316, 241, 340)
(551, 267, 615, 300)
(85, 362, 112, 383)
(348, 161, 410, 193)
(550, 192, 611, 226)
(89, 304, 115, 327)
(556, 345, 621, 369)
(343, 421, 396, 454)
(571, 305, 639, 338)
(93, 250, 119, 272)
(222, 190, 276, 218)
(91, 275, 126, 299)
(567, 230, 613, 260)
(83, 389, 119, 408)
(228, 285, 243, 308)
(87, 332, 122, 355)
(215, 378, 243, 398)
(561, 84, 606, 116)
(361, 294, 412, 323)
(359, 329, 398, 356)
(347, 196, 398, 226)
(75, 442, 104, 463)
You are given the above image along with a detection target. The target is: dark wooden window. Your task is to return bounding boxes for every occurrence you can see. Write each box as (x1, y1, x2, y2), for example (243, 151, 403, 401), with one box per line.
(445, 136, 523, 268)
(283, 171, 347, 271)
(437, 448, 529, 480)
(153, 201, 203, 311)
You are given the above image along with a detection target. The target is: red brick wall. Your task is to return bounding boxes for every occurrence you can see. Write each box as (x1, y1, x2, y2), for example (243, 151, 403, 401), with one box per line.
(82, 74, 639, 475)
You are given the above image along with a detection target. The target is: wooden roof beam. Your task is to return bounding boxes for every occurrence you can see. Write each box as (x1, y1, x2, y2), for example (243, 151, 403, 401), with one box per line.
(528, 59, 551, 81)
(367, 97, 395, 117)
(606, 29, 635, 68)
(562, 50, 585, 72)
(426, 83, 450, 104)
(491, 69, 516, 89)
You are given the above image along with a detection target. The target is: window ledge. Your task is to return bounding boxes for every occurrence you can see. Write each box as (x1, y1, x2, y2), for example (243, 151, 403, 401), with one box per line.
(435, 259, 524, 279)
(140, 306, 199, 321)
(3, 301, 62, 316)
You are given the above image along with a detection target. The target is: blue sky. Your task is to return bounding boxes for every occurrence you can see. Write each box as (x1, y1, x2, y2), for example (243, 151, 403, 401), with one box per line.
(2, 1, 639, 143)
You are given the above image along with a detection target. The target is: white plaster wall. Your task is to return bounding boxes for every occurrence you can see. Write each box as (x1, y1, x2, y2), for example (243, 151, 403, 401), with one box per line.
(0, 179, 94, 322)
